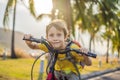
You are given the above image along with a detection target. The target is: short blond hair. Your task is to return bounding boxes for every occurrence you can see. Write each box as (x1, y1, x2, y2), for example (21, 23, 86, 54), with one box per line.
(46, 19, 68, 38)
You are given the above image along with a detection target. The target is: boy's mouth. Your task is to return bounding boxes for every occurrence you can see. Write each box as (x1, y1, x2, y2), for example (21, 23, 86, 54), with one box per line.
(52, 41, 60, 44)
(52, 42, 61, 46)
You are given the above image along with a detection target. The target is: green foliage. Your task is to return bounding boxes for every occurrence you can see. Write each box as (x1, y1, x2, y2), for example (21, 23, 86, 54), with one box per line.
(29, 0, 36, 17)
(3, 0, 15, 27)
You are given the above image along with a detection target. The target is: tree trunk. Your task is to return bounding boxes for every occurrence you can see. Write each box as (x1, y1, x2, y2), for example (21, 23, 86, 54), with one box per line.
(106, 38, 109, 63)
(11, 0, 17, 58)
(118, 48, 120, 59)
(89, 36, 92, 51)
(64, 0, 74, 37)
(52, 0, 74, 37)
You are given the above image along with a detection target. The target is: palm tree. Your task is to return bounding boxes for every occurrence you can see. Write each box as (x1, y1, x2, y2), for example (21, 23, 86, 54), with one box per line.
(3, 0, 36, 58)
(71, 0, 101, 51)
(71, 0, 120, 63)
(3, 0, 17, 58)
(98, 0, 120, 63)
(111, 24, 120, 59)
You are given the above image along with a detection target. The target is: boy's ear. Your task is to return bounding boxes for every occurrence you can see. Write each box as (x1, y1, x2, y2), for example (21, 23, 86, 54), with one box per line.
(64, 36, 68, 41)
(65, 34, 69, 40)
(46, 35, 48, 39)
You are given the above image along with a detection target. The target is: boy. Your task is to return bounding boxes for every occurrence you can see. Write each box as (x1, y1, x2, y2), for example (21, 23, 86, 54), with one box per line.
(24, 19, 92, 80)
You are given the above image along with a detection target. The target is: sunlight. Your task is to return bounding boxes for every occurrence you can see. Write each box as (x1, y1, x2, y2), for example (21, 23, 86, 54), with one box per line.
(23, 0, 53, 16)
(34, 0, 53, 16)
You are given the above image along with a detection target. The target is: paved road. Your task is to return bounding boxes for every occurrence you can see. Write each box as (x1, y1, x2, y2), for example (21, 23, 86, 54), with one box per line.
(88, 70, 120, 80)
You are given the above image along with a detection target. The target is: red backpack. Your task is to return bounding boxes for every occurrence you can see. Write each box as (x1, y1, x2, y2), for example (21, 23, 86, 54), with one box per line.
(46, 72, 57, 80)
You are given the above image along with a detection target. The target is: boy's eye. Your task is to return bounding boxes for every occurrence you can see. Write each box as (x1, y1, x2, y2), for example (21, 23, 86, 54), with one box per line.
(57, 33, 61, 37)
(49, 34, 54, 37)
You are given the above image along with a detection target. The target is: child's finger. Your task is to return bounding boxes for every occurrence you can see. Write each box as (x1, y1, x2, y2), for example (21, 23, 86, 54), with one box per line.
(24, 34, 32, 39)
(79, 48, 88, 54)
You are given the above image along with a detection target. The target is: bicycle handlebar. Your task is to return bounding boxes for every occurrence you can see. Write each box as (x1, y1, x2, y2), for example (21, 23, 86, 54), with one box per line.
(57, 49, 97, 58)
(23, 37, 97, 58)
(23, 36, 45, 43)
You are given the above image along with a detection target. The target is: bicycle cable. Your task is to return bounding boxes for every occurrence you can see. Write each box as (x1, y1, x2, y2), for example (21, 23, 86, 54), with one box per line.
(31, 53, 46, 80)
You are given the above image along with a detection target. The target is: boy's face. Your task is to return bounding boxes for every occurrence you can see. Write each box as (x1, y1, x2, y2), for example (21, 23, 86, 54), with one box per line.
(46, 27, 67, 49)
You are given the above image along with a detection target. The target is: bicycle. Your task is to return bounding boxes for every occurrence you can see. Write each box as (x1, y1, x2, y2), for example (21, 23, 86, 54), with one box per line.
(23, 36, 97, 80)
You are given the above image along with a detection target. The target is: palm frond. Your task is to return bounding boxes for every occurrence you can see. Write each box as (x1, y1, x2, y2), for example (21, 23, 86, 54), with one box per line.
(3, 0, 15, 27)
(37, 14, 52, 20)
(29, 0, 36, 17)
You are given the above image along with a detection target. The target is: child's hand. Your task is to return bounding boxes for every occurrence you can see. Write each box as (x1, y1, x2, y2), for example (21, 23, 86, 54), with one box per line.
(79, 47, 88, 56)
(79, 48, 92, 66)
(24, 34, 32, 44)
(23, 34, 39, 49)
(24, 34, 32, 39)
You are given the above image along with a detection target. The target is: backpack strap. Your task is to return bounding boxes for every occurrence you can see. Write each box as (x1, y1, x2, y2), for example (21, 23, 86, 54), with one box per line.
(46, 51, 58, 80)
(65, 40, 81, 80)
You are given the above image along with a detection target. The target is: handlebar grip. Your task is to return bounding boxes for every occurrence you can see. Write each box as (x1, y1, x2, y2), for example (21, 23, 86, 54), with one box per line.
(23, 36, 42, 43)
(86, 52, 97, 58)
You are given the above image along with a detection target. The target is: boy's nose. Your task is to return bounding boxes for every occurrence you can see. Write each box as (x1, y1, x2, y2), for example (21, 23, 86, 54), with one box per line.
(53, 36, 58, 41)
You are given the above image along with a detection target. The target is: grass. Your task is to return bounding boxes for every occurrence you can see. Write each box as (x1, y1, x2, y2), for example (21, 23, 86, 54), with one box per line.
(0, 58, 40, 80)
(0, 57, 120, 80)
(81, 57, 120, 74)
